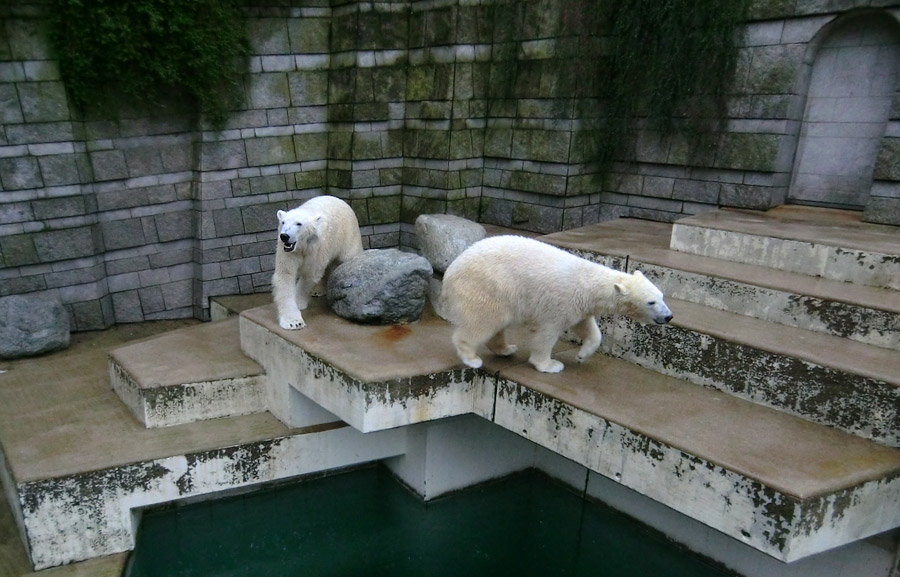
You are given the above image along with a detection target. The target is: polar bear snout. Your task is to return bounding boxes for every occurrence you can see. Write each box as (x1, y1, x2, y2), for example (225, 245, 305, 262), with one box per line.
(652, 302, 673, 325)
(279, 232, 297, 252)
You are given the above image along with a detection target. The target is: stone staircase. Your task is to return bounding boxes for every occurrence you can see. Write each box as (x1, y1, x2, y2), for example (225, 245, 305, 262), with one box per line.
(541, 206, 900, 447)
(542, 207, 900, 450)
(4, 205, 899, 575)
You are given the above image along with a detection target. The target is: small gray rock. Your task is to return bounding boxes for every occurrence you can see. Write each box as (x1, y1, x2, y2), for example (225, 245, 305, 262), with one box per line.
(0, 294, 70, 358)
(415, 214, 486, 273)
(327, 249, 434, 324)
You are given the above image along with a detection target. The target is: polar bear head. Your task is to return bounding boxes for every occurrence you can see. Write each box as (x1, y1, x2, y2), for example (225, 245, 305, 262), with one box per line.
(277, 208, 322, 254)
(614, 270, 673, 325)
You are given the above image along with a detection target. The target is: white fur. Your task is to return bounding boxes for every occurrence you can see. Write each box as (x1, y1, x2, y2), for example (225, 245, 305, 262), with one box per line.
(441, 235, 672, 373)
(271, 196, 363, 330)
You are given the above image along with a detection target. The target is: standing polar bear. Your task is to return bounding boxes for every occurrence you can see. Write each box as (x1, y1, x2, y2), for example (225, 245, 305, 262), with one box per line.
(441, 235, 673, 373)
(272, 195, 363, 330)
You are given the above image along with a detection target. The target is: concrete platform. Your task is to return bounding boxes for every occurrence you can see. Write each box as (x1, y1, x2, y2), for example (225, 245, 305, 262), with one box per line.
(540, 216, 900, 446)
(494, 348, 900, 562)
(670, 206, 900, 289)
(4, 208, 899, 574)
(240, 300, 493, 432)
(238, 300, 900, 563)
(0, 317, 406, 570)
(599, 299, 900, 446)
(109, 317, 266, 427)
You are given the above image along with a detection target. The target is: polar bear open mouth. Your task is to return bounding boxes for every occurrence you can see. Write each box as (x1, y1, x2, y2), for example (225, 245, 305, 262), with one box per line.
(282, 240, 296, 252)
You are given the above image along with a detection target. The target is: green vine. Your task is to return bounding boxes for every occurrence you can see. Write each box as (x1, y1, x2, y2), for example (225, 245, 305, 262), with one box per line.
(51, 0, 249, 129)
(600, 0, 749, 163)
(486, 0, 748, 169)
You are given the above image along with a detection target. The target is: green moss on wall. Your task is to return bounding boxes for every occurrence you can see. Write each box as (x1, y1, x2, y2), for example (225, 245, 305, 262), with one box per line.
(52, 0, 249, 130)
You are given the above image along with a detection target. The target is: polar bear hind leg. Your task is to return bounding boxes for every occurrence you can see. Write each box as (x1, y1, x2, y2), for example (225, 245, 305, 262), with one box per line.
(451, 320, 513, 369)
(527, 327, 565, 373)
(487, 330, 518, 357)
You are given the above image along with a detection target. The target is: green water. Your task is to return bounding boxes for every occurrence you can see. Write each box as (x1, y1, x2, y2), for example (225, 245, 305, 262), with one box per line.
(127, 467, 735, 577)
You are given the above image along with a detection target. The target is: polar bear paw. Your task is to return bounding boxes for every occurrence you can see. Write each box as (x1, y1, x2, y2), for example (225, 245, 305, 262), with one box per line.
(533, 359, 564, 373)
(279, 314, 306, 330)
(493, 344, 518, 357)
(461, 356, 483, 369)
(575, 346, 598, 363)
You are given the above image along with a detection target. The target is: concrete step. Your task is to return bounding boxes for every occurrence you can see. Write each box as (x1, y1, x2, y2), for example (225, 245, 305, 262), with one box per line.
(238, 300, 900, 563)
(541, 218, 900, 351)
(209, 293, 272, 321)
(0, 318, 408, 569)
(670, 206, 900, 290)
(109, 317, 267, 428)
(596, 298, 900, 447)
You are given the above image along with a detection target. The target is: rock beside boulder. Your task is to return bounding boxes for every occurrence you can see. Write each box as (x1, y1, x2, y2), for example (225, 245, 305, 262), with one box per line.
(327, 249, 434, 324)
(415, 214, 486, 273)
(0, 294, 70, 358)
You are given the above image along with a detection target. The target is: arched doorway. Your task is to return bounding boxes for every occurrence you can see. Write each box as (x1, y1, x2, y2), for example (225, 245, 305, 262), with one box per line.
(789, 13, 900, 209)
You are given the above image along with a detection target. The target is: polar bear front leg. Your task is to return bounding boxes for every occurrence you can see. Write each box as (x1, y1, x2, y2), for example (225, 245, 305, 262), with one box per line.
(272, 255, 306, 330)
(527, 327, 564, 373)
(294, 274, 312, 311)
(573, 316, 602, 363)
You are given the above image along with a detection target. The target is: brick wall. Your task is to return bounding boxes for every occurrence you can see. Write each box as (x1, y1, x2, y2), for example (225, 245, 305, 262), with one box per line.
(1, 0, 898, 329)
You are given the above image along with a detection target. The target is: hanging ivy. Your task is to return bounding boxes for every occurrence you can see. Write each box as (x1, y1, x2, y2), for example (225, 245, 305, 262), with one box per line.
(600, 0, 750, 163)
(486, 0, 748, 168)
(51, 0, 249, 129)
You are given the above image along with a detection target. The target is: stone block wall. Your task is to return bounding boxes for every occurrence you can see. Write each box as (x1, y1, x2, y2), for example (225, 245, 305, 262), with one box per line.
(1, 0, 898, 329)
(0, 3, 200, 330)
(596, 1, 900, 223)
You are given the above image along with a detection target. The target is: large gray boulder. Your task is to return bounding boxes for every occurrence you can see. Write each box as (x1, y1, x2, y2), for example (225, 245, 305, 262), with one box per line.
(415, 214, 486, 273)
(0, 294, 70, 358)
(327, 249, 434, 324)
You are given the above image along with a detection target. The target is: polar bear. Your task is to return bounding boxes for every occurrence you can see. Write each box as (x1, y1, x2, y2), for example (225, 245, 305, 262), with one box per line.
(272, 195, 363, 330)
(441, 235, 673, 373)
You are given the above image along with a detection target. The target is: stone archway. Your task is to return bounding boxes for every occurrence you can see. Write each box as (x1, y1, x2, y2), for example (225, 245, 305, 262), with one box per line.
(789, 12, 900, 209)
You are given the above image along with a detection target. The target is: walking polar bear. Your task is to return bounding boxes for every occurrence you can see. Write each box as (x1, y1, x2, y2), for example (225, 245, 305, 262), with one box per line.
(441, 235, 673, 373)
(272, 196, 363, 330)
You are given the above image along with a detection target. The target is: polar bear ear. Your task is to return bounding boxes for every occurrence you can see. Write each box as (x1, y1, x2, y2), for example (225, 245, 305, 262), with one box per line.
(614, 282, 628, 296)
(277, 210, 286, 221)
(633, 270, 645, 279)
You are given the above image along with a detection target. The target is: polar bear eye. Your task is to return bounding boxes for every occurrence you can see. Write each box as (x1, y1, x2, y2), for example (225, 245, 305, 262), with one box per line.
(647, 301, 656, 306)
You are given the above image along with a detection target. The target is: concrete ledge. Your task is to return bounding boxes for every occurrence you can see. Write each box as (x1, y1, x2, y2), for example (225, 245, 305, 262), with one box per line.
(542, 218, 900, 351)
(493, 348, 900, 563)
(109, 318, 266, 427)
(670, 207, 900, 290)
(598, 300, 900, 447)
(238, 301, 900, 563)
(13, 422, 405, 570)
(240, 301, 494, 432)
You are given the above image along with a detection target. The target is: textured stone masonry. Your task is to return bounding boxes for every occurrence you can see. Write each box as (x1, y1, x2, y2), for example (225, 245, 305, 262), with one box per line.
(1, 0, 899, 328)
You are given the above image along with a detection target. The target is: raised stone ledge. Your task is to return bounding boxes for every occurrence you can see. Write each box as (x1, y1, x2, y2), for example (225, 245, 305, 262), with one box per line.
(670, 207, 900, 290)
(541, 218, 900, 351)
(597, 302, 900, 448)
(239, 300, 900, 563)
(109, 318, 267, 428)
(15, 422, 406, 570)
(240, 301, 493, 432)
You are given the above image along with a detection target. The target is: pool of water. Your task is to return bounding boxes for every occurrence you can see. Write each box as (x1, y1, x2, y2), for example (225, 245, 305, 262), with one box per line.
(127, 467, 736, 577)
